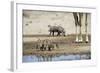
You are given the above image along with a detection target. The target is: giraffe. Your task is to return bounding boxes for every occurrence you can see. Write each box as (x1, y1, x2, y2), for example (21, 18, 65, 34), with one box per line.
(85, 13, 89, 43)
(73, 12, 89, 43)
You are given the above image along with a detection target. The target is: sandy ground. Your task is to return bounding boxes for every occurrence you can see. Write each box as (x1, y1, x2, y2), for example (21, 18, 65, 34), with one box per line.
(23, 46, 90, 56)
(23, 35, 91, 56)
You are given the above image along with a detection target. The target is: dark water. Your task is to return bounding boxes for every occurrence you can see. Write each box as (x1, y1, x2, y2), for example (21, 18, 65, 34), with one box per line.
(23, 54, 91, 62)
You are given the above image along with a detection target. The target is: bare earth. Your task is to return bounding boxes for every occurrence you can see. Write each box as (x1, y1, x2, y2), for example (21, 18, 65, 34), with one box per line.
(23, 35, 91, 56)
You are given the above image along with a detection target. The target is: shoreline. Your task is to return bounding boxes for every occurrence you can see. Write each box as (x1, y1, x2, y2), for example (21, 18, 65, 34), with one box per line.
(23, 51, 91, 56)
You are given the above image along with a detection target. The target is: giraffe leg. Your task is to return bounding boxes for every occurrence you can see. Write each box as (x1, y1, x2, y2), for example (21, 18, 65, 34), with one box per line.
(75, 26, 79, 42)
(86, 34, 89, 43)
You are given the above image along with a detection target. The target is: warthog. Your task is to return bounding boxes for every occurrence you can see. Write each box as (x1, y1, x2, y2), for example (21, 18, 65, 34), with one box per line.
(36, 39, 58, 51)
(48, 25, 65, 36)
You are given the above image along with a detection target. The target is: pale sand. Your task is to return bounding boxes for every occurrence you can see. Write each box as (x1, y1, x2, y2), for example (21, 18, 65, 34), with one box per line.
(23, 35, 91, 55)
(23, 45, 90, 55)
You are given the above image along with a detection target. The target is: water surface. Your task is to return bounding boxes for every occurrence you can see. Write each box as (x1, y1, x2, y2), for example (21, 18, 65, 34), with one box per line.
(23, 54, 91, 63)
